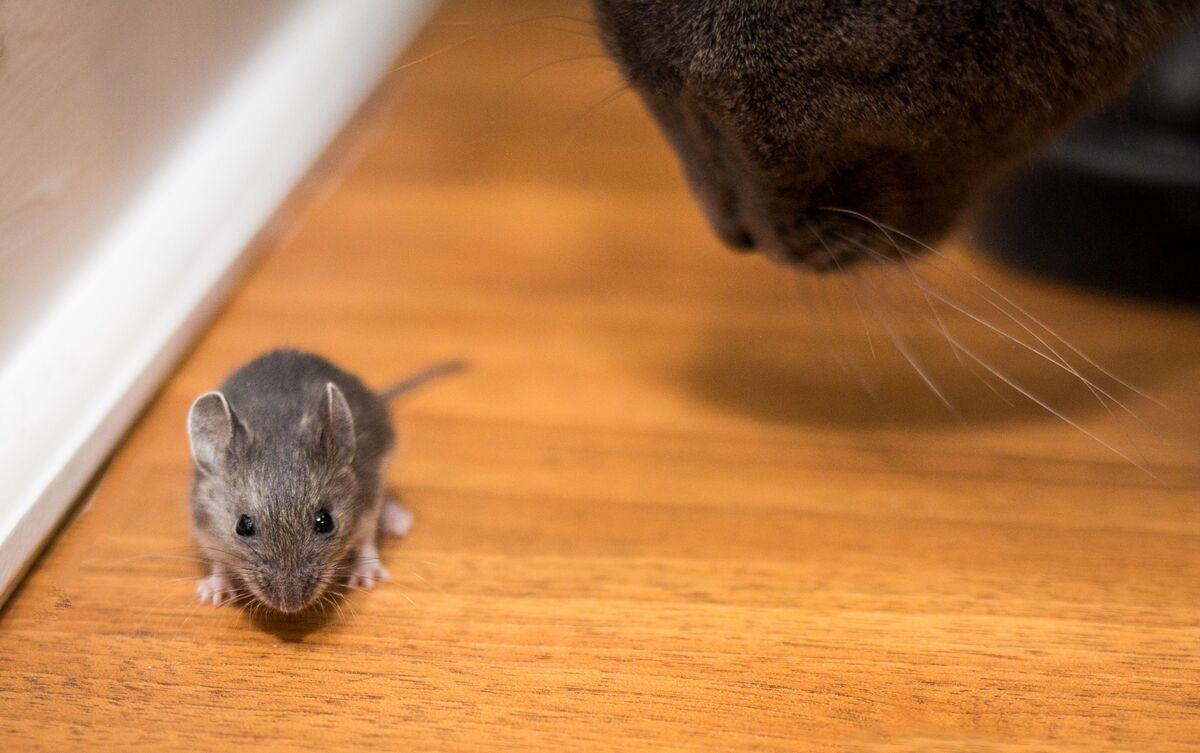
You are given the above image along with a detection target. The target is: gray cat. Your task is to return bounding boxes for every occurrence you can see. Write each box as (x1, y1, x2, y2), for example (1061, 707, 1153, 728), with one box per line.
(592, 0, 1197, 268)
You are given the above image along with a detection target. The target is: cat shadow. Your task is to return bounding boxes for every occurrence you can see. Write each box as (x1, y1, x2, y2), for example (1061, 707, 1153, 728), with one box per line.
(664, 267, 1192, 432)
(676, 330, 1163, 430)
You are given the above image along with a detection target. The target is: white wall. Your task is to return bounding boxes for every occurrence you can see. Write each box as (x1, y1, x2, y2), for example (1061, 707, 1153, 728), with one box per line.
(0, 0, 294, 360)
(0, 0, 437, 604)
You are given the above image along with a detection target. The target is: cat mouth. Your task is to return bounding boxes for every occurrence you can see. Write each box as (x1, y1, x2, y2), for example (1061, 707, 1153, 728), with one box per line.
(637, 91, 951, 273)
(702, 197, 908, 273)
(757, 213, 893, 272)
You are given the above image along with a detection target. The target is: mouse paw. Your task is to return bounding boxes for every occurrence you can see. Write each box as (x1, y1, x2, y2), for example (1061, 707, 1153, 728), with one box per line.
(380, 499, 414, 538)
(197, 573, 236, 606)
(347, 557, 390, 591)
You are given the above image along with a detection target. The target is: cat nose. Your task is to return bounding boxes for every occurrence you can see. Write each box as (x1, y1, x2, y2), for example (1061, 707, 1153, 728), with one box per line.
(709, 211, 755, 250)
(641, 92, 758, 253)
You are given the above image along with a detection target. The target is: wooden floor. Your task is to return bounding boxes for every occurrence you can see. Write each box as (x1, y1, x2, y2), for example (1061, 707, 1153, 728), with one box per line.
(3, 2, 1199, 750)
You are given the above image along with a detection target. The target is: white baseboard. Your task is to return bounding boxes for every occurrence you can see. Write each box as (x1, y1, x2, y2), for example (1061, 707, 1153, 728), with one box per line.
(0, 0, 437, 604)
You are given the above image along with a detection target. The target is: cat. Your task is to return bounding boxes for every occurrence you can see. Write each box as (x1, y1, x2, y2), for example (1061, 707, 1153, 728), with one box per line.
(591, 0, 1198, 270)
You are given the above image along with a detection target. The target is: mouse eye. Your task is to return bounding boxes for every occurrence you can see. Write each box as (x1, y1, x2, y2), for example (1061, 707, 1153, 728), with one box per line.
(313, 509, 335, 535)
(235, 515, 256, 537)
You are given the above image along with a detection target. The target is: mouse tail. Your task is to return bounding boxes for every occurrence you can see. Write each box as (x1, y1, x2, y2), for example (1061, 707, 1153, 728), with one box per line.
(377, 360, 467, 402)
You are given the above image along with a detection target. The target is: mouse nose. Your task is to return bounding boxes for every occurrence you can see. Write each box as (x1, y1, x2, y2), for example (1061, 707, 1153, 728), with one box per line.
(260, 571, 322, 613)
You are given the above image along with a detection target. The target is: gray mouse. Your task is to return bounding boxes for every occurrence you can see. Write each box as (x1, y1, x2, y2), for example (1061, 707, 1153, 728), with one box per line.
(185, 349, 463, 612)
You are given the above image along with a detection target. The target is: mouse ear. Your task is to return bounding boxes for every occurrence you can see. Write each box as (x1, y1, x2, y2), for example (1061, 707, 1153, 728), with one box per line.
(187, 391, 242, 475)
(322, 382, 356, 468)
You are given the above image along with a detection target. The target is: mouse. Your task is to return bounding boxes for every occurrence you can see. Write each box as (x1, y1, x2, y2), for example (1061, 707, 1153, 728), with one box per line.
(185, 349, 464, 613)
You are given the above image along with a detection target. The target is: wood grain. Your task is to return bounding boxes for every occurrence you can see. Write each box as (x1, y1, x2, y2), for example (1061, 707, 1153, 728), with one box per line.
(2, 2, 1199, 750)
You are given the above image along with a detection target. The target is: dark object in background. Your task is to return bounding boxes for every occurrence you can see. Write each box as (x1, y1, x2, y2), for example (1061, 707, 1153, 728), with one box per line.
(974, 22, 1200, 303)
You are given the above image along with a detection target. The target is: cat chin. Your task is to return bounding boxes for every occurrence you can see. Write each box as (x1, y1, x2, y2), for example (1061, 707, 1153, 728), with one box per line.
(760, 223, 896, 273)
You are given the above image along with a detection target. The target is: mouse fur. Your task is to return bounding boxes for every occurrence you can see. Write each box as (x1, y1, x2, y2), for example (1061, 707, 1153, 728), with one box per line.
(187, 349, 410, 613)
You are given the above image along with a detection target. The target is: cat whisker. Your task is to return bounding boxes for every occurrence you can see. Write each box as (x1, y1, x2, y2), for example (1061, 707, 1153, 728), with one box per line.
(813, 271, 887, 410)
(805, 219, 877, 360)
(522, 22, 601, 40)
(866, 246, 1018, 407)
(394, 15, 600, 73)
(559, 84, 633, 154)
(435, 14, 597, 30)
(792, 271, 847, 376)
(825, 207, 1156, 435)
(918, 308, 1155, 477)
(896, 256, 1150, 463)
(875, 226, 966, 368)
(849, 253, 963, 420)
(393, 35, 476, 73)
(820, 206, 1165, 411)
(831, 225, 1156, 474)
(841, 231, 1038, 406)
(502, 54, 613, 97)
(854, 230, 1151, 453)
(792, 273, 850, 399)
(842, 211, 1158, 470)
(919, 254, 1153, 430)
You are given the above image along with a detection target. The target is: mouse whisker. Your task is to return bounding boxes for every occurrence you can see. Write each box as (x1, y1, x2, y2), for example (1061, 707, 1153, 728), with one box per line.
(195, 545, 253, 565)
(244, 600, 261, 629)
(96, 552, 213, 568)
(164, 575, 211, 585)
(319, 591, 347, 622)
